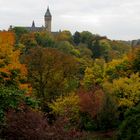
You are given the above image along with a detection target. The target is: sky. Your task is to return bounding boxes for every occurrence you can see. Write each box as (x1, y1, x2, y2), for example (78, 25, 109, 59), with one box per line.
(0, 0, 140, 40)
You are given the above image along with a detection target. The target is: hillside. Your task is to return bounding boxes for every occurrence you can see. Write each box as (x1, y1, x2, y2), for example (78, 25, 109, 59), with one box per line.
(0, 30, 140, 139)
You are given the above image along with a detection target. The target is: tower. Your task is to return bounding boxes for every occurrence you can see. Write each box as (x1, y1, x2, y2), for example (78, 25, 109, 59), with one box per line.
(32, 20, 35, 28)
(44, 6, 52, 32)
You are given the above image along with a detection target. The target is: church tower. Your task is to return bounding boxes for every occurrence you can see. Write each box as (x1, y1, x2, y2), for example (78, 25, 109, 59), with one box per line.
(44, 7, 52, 32)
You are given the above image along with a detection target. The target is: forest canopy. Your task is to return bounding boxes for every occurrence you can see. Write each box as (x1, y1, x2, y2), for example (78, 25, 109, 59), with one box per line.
(0, 30, 139, 139)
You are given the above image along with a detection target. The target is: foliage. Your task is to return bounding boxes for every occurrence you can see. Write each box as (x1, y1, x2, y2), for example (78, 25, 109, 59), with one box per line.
(83, 59, 105, 89)
(118, 103, 140, 140)
(49, 93, 80, 125)
(35, 32, 55, 47)
(25, 47, 79, 102)
(105, 57, 132, 81)
(73, 31, 81, 45)
(12, 27, 29, 42)
(1, 106, 83, 140)
(56, 30, 73, 43)
(79, 88, 118, 131)
(55, 41, 80, 56)
(0, 32, 27, 86)
(0, 29, 138, 137)
(0, 86, 24, 123)
(103, 73, 140, 110)
(20, 33, 37, 49)
(131, 48, 140, 72)
(80, 31, 94, 46)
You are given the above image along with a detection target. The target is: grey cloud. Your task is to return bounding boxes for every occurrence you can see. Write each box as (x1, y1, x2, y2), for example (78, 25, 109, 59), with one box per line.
(0, 0, 140, 40)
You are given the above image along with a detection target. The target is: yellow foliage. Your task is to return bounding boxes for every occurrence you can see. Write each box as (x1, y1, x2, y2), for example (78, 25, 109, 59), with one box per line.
(103, 73, 140, 108)
(49, 93, 80, 120)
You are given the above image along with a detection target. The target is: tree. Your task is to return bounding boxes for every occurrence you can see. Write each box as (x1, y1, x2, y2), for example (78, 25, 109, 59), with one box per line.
(103, 73, 140, 110)
(56, 30, 73, 43)
(0, 32, 27, 86)
(78, 88, 118, 130)
(11, 27, 29, 42)
(132, 48, 140, 72)
(0, 32, 36, 124)
(91, 39, 111, 61)
(83, 59, 105, 90)
(80, 31, 93, 46)
(73, 31, 81, 45)
(20, 33, 37, 51)
(118, 103, 140, 140)
(25, 47, 79, 102)
(105, 57, 132, 81)
(55, 41, 80, 57)
(0, 86, 24, 123)
(35, 32, 55, 48)
(49, 93, 80, 125)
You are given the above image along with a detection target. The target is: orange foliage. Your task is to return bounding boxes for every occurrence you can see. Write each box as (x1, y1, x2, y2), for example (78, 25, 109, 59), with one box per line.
(0, 32, 28, 87)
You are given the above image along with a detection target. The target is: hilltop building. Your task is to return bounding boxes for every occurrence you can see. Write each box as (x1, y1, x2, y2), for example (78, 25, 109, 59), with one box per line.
(9, 7, 56, 33)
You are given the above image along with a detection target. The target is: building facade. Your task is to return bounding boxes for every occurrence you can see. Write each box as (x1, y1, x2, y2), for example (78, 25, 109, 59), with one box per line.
(10, 7, 52, 32)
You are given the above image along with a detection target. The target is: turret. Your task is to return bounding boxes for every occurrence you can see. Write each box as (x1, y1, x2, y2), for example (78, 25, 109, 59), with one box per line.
(44, 6, 52, 32)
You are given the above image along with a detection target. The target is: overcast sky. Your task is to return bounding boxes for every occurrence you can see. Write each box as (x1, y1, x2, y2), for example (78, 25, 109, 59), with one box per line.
(0, 0, 140, 40)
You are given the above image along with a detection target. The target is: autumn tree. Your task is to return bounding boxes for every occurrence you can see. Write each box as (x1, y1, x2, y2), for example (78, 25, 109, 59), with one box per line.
(55, 30, 73, 43)
(105, 56, 132, 81)
(103, 73, 140, 119)
(78, 88, 118, 130)
(83, 59, 105, 89)
(49, 93, 80, 126)
(0, 32, 27, 87)
(0, 32, 35, 126)
(25, 47, 79, 102)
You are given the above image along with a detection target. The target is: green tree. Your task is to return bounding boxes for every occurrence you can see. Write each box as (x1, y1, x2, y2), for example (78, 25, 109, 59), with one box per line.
(0, 86, 24, 123)
(80, 31, 93, 46)
(118, 103, 140, 140)
(35, 32, 55, 48)
(55, 41, 80, 57)
(12, 27, 29, 43)
(73, 31, 81, 45)
(132, 48, 140, 72)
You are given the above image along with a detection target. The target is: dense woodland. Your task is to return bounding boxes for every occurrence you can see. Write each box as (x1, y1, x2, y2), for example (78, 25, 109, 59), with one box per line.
(0, 28, 140, 139)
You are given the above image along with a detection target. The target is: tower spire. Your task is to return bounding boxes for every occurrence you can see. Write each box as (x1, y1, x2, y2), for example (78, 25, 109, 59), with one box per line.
(45, 6, 52, 17)
(32, 20, 35, 27)
(44, 6, 52, 32)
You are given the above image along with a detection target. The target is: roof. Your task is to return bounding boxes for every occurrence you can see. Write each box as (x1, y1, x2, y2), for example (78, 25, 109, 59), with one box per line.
(45, 7, 52, 17)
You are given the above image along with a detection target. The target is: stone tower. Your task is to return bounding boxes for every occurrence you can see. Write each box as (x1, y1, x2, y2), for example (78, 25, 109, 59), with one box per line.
(44, 7, 52, 32)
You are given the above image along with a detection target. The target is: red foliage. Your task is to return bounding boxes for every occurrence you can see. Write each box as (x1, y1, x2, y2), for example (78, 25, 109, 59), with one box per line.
(1, 106, 84, 140)
(78, 88, 105, 118)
